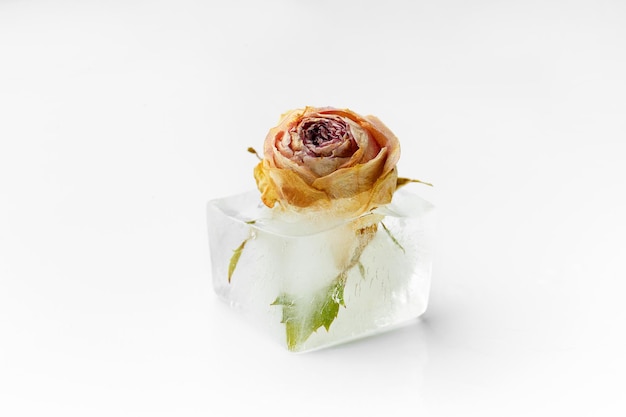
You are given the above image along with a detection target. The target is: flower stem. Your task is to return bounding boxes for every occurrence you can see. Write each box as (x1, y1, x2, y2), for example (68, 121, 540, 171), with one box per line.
(270, 222, 378, 351)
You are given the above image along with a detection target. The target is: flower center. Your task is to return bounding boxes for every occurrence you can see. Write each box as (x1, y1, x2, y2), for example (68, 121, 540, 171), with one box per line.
(301, 119, 347, 147)
(298, 117, 358, 158)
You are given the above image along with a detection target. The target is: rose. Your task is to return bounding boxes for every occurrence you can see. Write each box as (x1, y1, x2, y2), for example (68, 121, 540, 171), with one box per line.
(246, 107, 409, 348)
(253, 107, 401, 217)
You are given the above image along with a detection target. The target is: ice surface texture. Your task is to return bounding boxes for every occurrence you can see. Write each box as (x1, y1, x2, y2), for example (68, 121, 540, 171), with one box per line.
(207, 188, 435, 352)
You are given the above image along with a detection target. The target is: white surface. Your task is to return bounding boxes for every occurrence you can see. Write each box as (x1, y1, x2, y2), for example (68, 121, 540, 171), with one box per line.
(1, 0, 625, 415)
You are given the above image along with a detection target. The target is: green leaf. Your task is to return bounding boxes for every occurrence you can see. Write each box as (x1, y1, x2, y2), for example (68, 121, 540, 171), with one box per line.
(381, 221, 405, 253)
(271, 273, 347, 351)
(357, 261, 366, 279)
(228, 238, 249, 283)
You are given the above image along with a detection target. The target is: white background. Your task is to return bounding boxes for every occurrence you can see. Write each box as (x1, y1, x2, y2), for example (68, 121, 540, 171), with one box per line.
(1, 0, 625, 415)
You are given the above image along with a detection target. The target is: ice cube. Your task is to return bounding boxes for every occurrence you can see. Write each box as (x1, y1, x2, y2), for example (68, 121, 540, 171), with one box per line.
(207, 187, 435, 352)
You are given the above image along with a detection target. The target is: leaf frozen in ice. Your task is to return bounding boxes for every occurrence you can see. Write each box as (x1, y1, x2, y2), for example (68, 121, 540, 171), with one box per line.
(271, 272, 347, 351)
(228, 238, 249, 283)
(381, 221, 405, 253)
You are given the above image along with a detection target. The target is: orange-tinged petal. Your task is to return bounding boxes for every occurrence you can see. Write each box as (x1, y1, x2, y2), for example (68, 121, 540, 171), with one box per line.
(267, 167, 329, 208)
(253, 161, 279, 208)
(311, 148, 387, 199)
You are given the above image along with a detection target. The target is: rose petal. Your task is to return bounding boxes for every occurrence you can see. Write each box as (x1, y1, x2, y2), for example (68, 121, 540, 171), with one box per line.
(363, 115, 400, 173)
(253, 160, 280, 208)
(267, 166, 329, 208)
(311, 148, 388, 199)
(302, 154, 351, 177)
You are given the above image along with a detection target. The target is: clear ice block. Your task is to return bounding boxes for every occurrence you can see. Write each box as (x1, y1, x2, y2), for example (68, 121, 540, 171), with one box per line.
(207, 188, 435, 352)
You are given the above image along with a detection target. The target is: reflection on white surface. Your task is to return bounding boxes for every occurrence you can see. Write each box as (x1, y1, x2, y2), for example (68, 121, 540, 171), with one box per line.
(1, 0, 625, 415)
